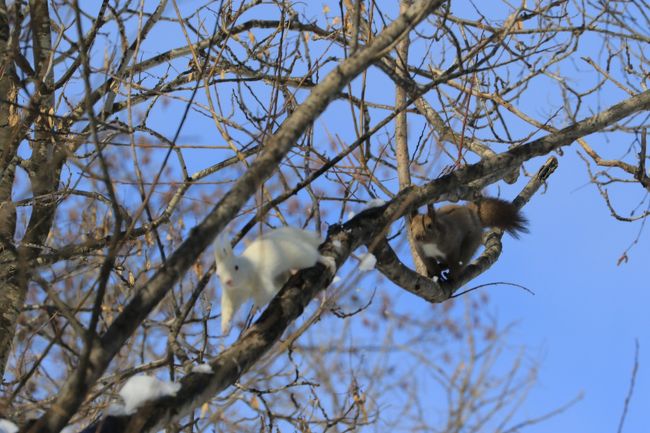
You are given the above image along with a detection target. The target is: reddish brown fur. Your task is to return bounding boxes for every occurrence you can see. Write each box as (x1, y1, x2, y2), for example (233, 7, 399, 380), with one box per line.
(469, 198, 528, 238)
(410, 198, 528, 280)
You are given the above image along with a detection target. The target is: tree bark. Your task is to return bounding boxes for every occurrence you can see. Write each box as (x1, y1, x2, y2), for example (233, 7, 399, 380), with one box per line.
(0, 0, 21, 378)
(394, 0, 427, 275)
(0, 0, 63, 379)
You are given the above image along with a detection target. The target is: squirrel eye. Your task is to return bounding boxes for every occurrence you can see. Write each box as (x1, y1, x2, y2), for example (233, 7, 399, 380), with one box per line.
(234, 265, 239, 271)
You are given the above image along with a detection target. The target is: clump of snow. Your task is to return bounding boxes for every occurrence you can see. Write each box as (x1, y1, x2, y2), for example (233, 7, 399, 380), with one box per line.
(0, 419, 18, 433)
(432, 276, 439, 283)
(319, 255, 336, 271)
(332, 276, 342, 284)
(358, 253, 377, 271)
(192, 363, 213, 374)
(332, 240, 342, 249)
(119, 375, 181, 414)
(364, 198, 386, 209)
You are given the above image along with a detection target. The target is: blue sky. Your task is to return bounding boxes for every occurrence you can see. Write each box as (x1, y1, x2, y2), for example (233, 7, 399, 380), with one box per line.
(486, 150, 649, 433)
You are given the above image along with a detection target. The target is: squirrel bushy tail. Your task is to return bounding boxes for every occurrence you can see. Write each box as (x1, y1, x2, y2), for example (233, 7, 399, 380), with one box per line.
(470, 198, 528, 238)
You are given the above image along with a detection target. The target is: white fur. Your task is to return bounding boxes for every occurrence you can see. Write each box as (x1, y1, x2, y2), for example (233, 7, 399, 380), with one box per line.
(421, 242, 446, 261)
(214, 227, 322, 333)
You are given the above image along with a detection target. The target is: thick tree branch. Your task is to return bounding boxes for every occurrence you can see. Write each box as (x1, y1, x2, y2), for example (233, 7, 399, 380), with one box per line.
(403, 90, 650, 212)
(395, 0, 428, 276)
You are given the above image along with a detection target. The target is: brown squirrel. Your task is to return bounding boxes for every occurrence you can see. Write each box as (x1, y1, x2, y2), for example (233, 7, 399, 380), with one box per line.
(410, 197, 528, 280)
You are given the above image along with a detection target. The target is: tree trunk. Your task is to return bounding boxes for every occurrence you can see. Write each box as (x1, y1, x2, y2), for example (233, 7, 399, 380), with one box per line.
(0, 0, 62, 379)
(0, 0, 21, 378)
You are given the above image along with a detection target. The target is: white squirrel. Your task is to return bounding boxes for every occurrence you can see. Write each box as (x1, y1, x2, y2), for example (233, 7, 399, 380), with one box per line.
(214, 227, 323, 334)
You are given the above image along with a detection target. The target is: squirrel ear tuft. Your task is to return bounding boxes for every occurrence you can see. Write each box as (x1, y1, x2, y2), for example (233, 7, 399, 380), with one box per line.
(426, 204, 435, 216)
(214, 233, 232, 259)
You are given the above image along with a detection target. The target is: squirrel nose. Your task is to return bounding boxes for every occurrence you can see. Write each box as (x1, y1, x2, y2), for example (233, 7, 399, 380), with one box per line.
(224, 279, 233, 286)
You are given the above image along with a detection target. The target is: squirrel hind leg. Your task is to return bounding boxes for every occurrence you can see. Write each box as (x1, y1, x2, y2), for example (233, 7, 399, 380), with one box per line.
(273, 271, 292, 289)
(423, 258, 444, 279)
(446, 261, 461, 280)
(256, 275, 282, 306)
(460, 239, 481, 268)
(442, 249, 464, 280)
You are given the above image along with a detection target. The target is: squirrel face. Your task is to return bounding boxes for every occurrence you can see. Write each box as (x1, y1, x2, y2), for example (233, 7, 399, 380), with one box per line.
(214, 243, 237, 288)
(215, 254, 255, 291)
(214, 236, 253, 290)
(410, 204, 439, 242)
